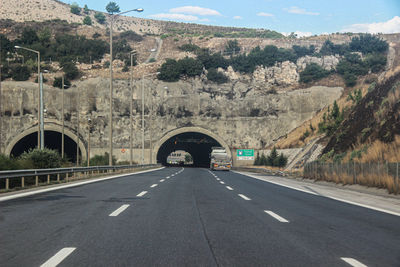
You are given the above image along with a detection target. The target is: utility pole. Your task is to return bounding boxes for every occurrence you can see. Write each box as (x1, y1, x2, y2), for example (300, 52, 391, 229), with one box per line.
(0, 39, 2, 154)
(61, 76, 65, 159)
(76, 88, 80, 166)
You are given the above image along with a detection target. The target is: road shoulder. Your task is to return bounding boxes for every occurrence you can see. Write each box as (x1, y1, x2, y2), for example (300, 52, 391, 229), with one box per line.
(233, 171, 400, 217)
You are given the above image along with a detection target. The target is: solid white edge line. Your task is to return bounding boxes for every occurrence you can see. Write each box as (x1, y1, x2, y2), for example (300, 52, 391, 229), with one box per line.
(232, 171, 400, 217)
(0, 167, 165, 202)
(160, 179, 165, 182)
(238, 194, 251, 200)
(226, 186, 234, 191)
(40, 247, 76, 267)
(341, 257, 368, 267)
(137, 191, 148, 197)
(150, 184, 158, 188)
(109, 204, 130, 217)
(264, 210, 289, 223)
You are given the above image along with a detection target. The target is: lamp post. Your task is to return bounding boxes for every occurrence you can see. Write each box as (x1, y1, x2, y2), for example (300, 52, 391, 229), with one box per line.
(108, 7, 143, 166)
(14, 46, 42, 149)
(61, 76, 65, 159)
(76, 87, 80, 166)
(87, 118, 92, 167)
(129, 51, 137, 165)
(0, 41, 2, 154)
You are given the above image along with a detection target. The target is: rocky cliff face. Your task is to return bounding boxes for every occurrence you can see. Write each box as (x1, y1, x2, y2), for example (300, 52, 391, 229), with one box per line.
(1, 77, 343, 156)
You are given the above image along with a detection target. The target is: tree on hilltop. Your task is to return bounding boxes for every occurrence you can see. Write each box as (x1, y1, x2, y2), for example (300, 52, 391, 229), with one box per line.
(94, 12, 106, 24)
(106, 2, 120, 14)
(70, 2, 81, 15)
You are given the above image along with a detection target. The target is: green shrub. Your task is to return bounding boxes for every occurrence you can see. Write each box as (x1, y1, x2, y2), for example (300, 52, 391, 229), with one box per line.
(178, 43, 200, 52)
(299, 63, 330, 83)
(83, 16, 92, 25)
(157, 59, 181, 82)
(349, 34, 388, 54)
(365, 53, 387, 73)
(119, 30, 143, 42)
(61, 62, 80, 80)
(53, 77, 71, 88)
(0, 154, 19, 171)
(11, 65, 31, 81)
(177, 57, 203, 77)
(196, 49, 228, 69)
(207, 68, 228, 84)
(19, 148, 62, 169)
(94, 12, 106, 24)
(86, 152, 116, 166)
(83, 4, 89, 14)
(70, 3, 81, 15)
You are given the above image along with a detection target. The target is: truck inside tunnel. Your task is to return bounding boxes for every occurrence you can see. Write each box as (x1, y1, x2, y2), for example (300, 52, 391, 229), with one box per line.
(10, 130, 81, 162)
(156, 132, 223, 167)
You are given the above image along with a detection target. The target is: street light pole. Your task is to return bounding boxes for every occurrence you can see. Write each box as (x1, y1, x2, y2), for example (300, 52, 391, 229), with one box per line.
(76, 88, 80, 166)
(108, 7, 144, 166)
(61, 76, 65, 159)
(129, 51, 136, 165)
(14, 46, 41, 149)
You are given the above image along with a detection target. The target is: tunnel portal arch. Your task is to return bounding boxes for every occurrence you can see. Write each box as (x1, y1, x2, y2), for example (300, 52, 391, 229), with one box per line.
(5, 125, 87, 162)
(153, 127, 231, 167)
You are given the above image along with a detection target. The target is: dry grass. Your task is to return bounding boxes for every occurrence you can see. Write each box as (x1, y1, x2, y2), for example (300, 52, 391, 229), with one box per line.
(306, 167, 399, 194)
(344, 135, 400, 163)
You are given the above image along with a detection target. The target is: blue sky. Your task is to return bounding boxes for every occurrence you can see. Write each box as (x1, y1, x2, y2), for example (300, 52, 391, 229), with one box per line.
(62, 0, 400, 36)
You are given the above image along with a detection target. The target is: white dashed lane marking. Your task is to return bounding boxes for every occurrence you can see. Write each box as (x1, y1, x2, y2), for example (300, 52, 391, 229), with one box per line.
(150, 184, 158, 188)
(137, 191, 148, 197)
(238, 194, 251, 201)
(226, 186, 234, 191)
(160, 179, 165, 182)
(220, 181, 225, 184)
(40, 248, 76, 267)
(264, 210, 289, 223)
(341, 258, 368, 267)
(109, 204, 130, 217)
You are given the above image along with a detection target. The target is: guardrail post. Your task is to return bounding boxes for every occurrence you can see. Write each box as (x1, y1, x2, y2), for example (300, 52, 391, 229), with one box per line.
(5, 178, 9, 190)
(21, 177, 25, 188)
(57, 174, 60, 182)
(353, 161, 356, 184)
(66, 172, 69, 182)
(47, 174, 50, 184)
(35, 176, 39, 186)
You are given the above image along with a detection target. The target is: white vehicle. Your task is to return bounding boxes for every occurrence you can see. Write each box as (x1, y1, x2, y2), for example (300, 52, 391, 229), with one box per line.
(210, 147, 231, 171)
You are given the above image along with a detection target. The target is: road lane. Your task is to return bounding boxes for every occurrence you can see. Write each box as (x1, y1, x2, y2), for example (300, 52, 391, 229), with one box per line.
(0, 167, 399, 266)
(213, 169, 400, 266)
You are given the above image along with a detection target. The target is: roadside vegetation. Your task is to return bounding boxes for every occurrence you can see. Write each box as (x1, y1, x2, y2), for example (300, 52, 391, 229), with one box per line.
(254, 147, 288, 168)
(158, 34, 388, 85)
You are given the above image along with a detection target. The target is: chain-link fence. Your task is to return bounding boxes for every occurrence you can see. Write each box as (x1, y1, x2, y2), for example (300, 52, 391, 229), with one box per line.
(304, 162, 400, 194)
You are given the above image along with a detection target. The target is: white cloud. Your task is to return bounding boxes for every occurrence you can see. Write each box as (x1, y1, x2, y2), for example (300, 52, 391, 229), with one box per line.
(150, 13, 198, 21)
(282, 31, 313, 38)
(257, 12, 274, 17)
(169, 6, 221, 16)
(233, 16, 242, 20)
(284, 6, 319, 16)
(341, 16, 400, 34)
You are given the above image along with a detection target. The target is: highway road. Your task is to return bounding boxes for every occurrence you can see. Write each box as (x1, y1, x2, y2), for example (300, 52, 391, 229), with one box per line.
(0, 167, 399, 266)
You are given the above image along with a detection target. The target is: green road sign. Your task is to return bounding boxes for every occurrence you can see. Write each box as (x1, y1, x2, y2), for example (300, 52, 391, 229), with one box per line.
(237, 149, 254, 160)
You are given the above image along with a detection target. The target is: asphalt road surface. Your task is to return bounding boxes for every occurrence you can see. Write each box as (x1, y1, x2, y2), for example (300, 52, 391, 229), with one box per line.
(1, 167, 399, 266)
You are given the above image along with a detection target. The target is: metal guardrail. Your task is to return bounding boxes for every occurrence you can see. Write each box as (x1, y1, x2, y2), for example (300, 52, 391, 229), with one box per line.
(0, 164, 160, 191)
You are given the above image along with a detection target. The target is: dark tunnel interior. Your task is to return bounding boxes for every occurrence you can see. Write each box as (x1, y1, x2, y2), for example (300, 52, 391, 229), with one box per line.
(156, 132, 223, 167)
(10, 131, 81, 162)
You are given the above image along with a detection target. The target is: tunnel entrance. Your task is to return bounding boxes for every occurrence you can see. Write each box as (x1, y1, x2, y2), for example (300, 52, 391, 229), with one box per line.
(156, 132, 222, 167)
(10, 130, 81, 163)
